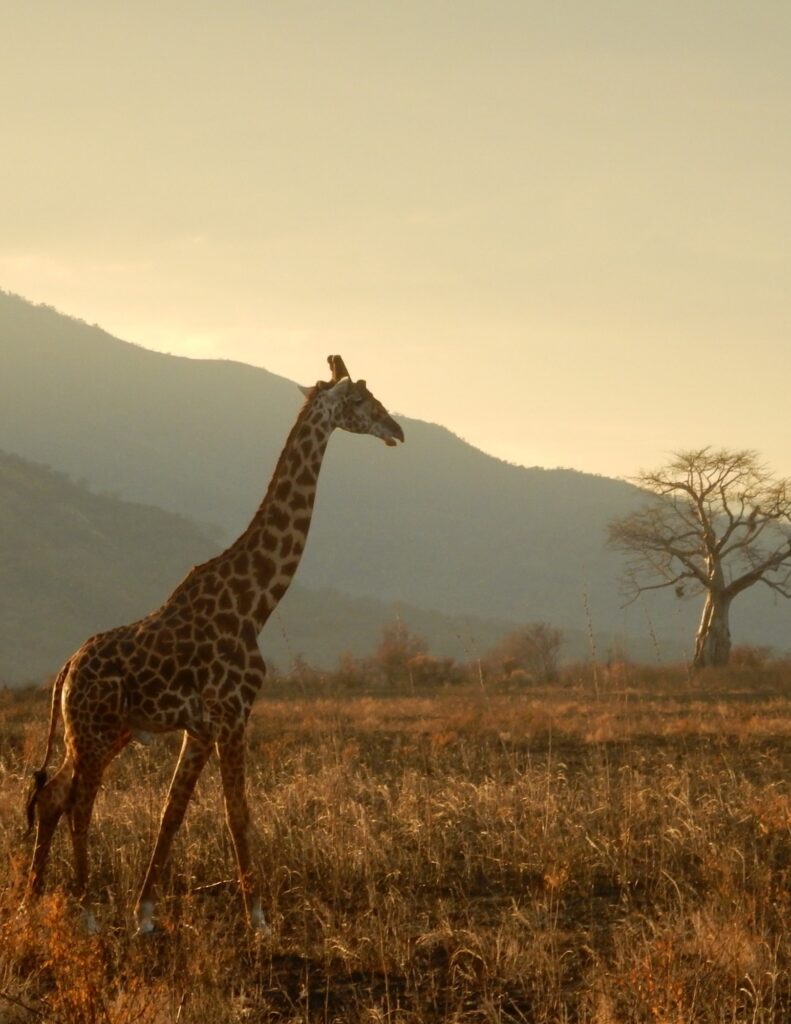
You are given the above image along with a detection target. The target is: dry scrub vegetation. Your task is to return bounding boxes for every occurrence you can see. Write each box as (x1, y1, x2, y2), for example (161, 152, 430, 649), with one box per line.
(3, 661, 791, 1022)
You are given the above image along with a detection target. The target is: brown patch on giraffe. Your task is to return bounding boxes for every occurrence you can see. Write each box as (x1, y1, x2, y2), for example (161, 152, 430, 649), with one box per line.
(275, 479, 292, 501)
(196, 643, 214, 664)
(240, 680, 259, 702)
(172, 668, 195, 691)
(235, 582, 255, 617)
(252, 552, 276, 580)
(201, 575, 222, 596)
(175, 638, 194, 660)
(218, 639, 246, 668)
(269, 504, 289, 531)
(294, 516, 311, 535)
(219, 676, 238, 698)
(175, 678, 194, 698)
(203, 616, 220, 634)
(154, 629, 176, 651)
(215, 612, 238, 635)
(279, 535, 293, 558)
(194, 618, 218, 640)
(158, 692, 183, 712)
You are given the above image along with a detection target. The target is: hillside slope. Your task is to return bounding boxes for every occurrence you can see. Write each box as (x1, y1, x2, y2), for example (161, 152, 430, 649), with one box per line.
(0, 451, 525, 683)
(0, 450, 214, 681)
(2, 290, 788, 656)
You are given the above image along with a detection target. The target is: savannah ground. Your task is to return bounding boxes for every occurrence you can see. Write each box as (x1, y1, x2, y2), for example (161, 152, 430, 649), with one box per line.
(2, 660, 791, 1022)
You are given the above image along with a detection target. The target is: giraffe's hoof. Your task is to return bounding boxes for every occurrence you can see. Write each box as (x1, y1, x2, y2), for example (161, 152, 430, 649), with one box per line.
(80, 908, 100, 934)
(250, 905, 272, 938)
(134, 919, 156, 938)
(134, 900, 156, 937)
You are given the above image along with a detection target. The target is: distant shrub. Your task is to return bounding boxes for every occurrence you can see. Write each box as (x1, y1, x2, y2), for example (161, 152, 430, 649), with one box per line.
(333, 651, 371, 692)
(373, 619, 429, 687)
(486, 622, 564, 683)
(730, 645, 774, 669)
(406, 653, 460, 688)
(285, 654, 326, 694)
(501, 667, 535, 689)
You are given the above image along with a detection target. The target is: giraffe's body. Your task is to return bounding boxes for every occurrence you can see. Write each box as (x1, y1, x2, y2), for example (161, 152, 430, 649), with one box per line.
(25, 357, 403, 933)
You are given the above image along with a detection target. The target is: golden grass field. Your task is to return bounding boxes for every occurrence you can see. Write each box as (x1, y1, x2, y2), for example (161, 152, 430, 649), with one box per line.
(3, 661, 791, 1022)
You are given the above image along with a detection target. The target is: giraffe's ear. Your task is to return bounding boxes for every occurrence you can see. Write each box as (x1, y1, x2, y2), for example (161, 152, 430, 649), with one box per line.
(298, 384, 313, 398)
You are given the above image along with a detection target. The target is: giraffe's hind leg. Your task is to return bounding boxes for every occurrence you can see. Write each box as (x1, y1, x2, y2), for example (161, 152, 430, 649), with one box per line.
(26, 759, 74, 898)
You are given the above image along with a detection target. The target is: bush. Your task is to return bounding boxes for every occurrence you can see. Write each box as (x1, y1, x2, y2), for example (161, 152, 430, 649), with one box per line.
(373, 619, 428, 687)
(730, 645, 774, 669)
(486, 622, 563, 683)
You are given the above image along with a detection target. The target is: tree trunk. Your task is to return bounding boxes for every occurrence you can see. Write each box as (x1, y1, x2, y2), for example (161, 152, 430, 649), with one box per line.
(693, 591, 732, 670)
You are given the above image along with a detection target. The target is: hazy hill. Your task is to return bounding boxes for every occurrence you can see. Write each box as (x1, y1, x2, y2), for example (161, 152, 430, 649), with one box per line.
(0, 450, 529, 684)
(0, 449, 214, 681)
(2, 290, 788, 659)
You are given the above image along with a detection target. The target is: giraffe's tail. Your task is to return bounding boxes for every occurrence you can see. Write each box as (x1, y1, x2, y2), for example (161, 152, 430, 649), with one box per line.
(25, 660, 70, 836)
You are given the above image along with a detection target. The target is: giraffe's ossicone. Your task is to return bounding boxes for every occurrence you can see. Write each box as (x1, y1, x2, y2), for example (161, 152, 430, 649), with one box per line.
(24, 354, 404, 935)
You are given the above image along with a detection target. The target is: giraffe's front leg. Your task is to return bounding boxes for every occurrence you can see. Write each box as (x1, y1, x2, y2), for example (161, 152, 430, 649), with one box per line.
(135, 732, 212, 935)
(217, 730, 267, 933)
(67, 763, 106, 933)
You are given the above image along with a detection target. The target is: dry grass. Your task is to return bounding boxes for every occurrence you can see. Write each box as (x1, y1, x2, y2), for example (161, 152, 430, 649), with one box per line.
(3, 663, 791, 1022)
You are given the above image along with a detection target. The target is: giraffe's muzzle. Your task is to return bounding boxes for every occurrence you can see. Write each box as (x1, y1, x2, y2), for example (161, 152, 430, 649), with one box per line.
(382, 416, 405, 447)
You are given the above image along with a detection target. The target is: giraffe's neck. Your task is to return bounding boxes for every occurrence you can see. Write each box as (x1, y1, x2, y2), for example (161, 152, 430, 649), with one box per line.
(222, 397, 333, 633)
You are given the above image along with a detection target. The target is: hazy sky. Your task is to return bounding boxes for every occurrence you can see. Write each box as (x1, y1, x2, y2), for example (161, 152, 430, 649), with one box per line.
(2, 2, 790, 479)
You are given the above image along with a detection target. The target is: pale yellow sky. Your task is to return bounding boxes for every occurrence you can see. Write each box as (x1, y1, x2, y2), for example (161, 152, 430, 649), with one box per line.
(2, 2, 790, 479)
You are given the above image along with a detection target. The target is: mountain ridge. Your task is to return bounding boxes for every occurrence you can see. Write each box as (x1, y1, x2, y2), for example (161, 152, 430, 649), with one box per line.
(3, 288, 788, 662)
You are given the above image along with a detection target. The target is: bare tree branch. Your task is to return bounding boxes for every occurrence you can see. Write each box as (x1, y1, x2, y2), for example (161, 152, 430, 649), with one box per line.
(609, 448, 791, 669)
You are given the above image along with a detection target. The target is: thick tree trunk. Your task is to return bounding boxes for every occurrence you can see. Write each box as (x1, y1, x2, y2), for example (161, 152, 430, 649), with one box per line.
(693, 591, 732, 670)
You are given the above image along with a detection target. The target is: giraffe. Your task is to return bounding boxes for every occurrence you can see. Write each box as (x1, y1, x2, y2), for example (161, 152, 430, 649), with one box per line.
(24, 354, 404, 935)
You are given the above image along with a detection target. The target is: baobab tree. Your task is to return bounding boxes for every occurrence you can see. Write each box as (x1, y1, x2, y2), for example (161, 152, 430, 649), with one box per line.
(608, 448, 791, 670)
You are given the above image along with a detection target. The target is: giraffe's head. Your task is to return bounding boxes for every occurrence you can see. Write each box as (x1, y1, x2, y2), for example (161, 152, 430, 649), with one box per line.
(303, 355, 405, 447)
